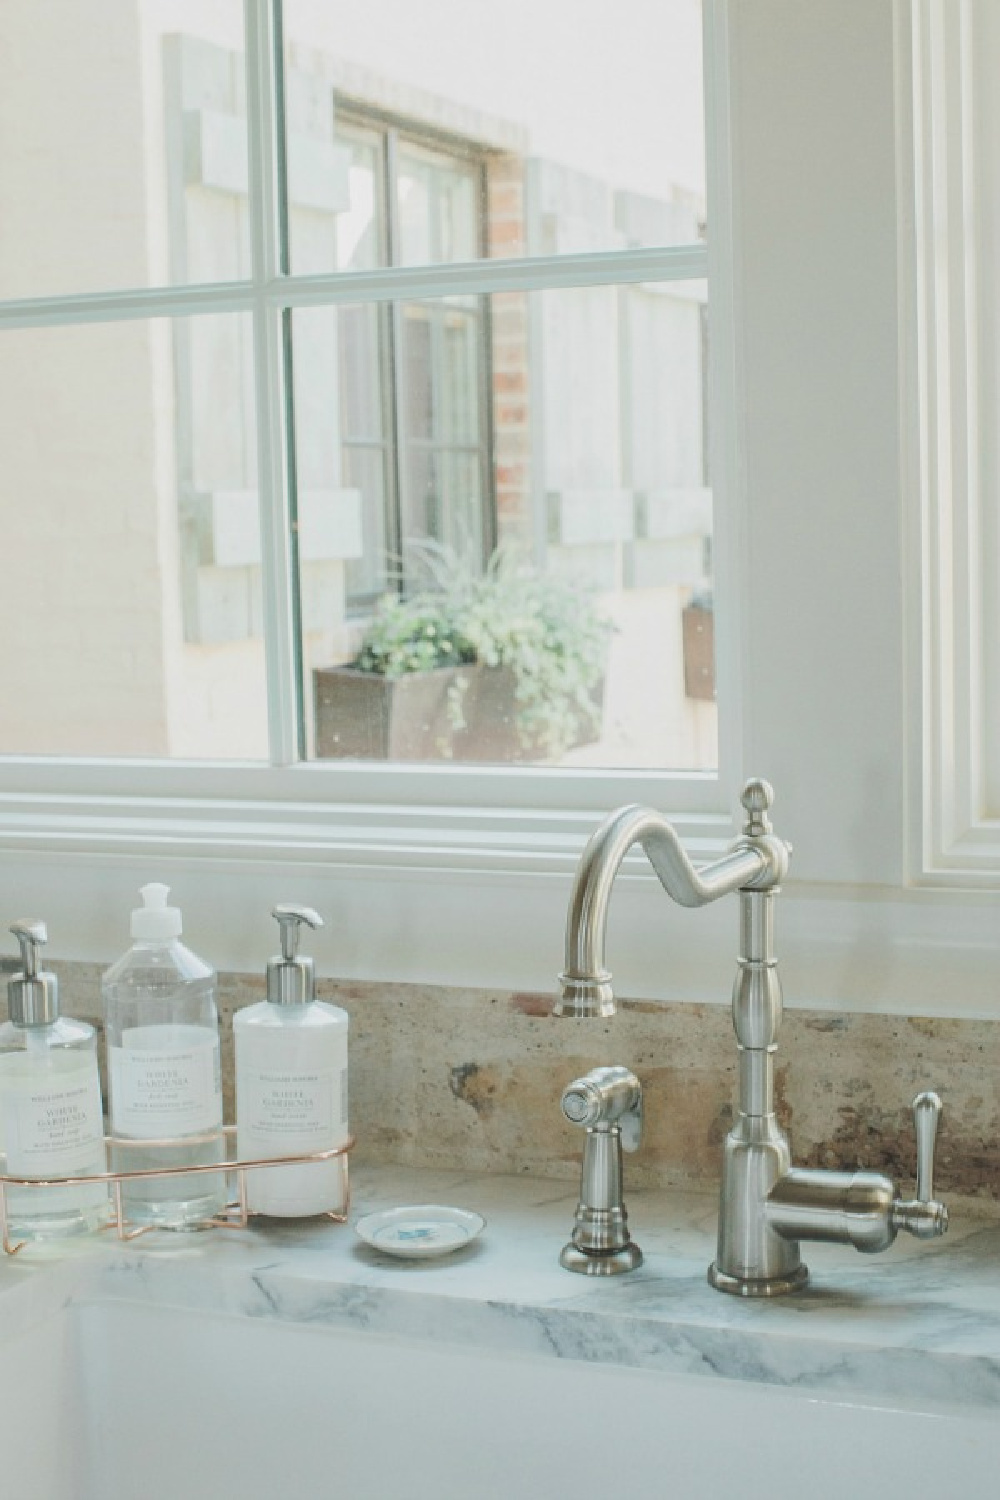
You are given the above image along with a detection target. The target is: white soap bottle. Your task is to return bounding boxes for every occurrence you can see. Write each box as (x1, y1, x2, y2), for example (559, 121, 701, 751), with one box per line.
(234, 905, 349, 1217)
(0, 920, 108, 1240)
(102, 883, 225, 1230)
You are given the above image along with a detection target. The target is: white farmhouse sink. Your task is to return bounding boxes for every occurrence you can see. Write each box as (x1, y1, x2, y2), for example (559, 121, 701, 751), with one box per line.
(2, 1296, 999, 1500)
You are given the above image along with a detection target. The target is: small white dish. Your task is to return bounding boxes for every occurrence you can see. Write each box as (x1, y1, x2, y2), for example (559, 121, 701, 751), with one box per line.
(355, 1204, 485, 1259)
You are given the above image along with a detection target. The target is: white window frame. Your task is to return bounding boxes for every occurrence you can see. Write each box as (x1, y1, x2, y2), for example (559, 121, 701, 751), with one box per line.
(5, 0, 1000, 1020)
(0, 2, 739, 939)
(0, 1, 733, 809)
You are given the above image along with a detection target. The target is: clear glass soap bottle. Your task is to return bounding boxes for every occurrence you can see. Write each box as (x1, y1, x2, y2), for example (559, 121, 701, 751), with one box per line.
(102, 884, 225, 1230)
(0, 920, 109, 1241)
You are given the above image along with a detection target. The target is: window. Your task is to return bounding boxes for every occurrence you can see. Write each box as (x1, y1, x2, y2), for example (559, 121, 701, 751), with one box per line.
(4, 2, 990, 1017)
(0, 0, 715, 778)
(329, 113, 492, 607)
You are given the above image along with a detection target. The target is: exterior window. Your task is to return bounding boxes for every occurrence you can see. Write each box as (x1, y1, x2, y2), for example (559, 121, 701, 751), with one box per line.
(0, 0, 715, 781)
(331, 115, 491, 608)
(397, 297, 487, 569)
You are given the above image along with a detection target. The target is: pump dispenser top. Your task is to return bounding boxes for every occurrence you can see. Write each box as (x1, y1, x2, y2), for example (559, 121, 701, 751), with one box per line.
(131, 883, 183, 943)
(8, 919, 60, 1027)
(267, 905, 323, 1005)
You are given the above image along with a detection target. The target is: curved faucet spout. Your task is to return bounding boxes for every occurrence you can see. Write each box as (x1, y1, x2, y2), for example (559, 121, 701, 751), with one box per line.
(555, 780, 789, 1018)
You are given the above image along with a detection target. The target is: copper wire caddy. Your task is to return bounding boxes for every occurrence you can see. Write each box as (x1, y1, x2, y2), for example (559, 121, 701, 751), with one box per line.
(0, 1124, 355, 1255)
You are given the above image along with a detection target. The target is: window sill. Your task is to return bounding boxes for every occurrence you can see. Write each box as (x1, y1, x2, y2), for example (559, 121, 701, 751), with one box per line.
(1, 763, 999, 1023)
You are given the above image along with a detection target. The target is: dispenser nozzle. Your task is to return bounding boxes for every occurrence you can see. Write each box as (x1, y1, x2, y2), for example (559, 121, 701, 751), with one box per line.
(10, 919, 47, 978)
(272, 905, 323, 960)
(7, 919, 59, 1027)
(267, 905, 323, 1005)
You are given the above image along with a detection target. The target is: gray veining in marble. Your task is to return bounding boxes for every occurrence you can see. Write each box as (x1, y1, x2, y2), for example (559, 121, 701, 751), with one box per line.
(3, 1166, 1000, 1416)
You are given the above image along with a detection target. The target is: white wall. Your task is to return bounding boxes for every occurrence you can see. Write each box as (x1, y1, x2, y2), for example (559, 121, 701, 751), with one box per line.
(730, 0, 905, 886)
(284, 0, 705, 202)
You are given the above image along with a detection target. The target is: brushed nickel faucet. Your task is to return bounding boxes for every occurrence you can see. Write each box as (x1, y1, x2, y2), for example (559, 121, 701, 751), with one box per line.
(555, 779, 949, 1295)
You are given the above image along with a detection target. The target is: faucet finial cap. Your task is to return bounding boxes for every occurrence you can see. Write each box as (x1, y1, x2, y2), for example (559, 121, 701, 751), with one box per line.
(741, 778, 774, 836)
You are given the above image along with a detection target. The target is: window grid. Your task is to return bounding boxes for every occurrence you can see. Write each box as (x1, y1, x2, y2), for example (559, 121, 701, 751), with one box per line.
(0, 245, 710, 330)
(0, 0, 711, 775)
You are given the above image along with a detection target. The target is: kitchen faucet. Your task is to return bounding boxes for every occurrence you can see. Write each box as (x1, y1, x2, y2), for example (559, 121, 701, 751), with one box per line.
(555, 778, 948, 1295)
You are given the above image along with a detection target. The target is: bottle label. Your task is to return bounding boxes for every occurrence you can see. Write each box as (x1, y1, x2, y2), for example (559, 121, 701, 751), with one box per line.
(240, 1066, 345, 1144)
(2, 1069, 105, 1179)
(110, 1026, 222, 1139)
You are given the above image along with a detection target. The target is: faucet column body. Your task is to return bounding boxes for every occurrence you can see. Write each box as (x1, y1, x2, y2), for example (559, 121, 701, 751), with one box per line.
(710, 883, 948, 1295)
(710, 889, 808, 1295)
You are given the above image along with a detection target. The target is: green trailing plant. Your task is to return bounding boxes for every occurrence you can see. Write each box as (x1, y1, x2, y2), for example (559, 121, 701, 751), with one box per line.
(352, 545, 613, 758)
(353, 595, 477, 678)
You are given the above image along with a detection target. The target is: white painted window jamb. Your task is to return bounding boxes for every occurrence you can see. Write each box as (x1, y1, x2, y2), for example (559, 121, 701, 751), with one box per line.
(908, 0, 1000, 883)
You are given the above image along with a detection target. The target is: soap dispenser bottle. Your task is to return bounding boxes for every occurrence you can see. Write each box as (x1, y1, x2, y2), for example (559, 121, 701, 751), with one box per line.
(234, 905, 349, 1217)
(0, 921, 108, 1240)
(102, 883, 225, 1229)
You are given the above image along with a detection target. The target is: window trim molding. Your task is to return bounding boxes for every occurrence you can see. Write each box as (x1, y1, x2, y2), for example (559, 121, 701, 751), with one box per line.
(905, 0, 1000, 885)
(9, 829, 1000, 1023)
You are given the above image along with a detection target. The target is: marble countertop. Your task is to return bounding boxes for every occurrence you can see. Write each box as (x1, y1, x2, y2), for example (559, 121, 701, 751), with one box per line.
(2, 1165, 999, 1412)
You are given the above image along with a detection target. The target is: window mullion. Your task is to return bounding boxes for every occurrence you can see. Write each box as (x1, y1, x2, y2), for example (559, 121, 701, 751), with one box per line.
(246, 0, 301, 765)
(267, 245, 708, 311)
(702, 0, 744, 814)
(0, 281, 256, 332)
(384, 126, 410, 585)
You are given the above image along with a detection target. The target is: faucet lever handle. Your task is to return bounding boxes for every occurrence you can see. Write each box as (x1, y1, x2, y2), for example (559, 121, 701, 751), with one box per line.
(893, 1090, 948, 1240)
(620, 1092, 642, 1154)
(913, 1090, 942, 1203)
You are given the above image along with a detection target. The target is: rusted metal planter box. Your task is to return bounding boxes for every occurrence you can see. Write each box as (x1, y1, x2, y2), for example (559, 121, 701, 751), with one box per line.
(313, 663, 519, 762)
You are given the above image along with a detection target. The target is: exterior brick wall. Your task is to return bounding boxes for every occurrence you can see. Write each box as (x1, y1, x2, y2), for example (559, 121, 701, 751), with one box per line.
(486, 154, 532, 551)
